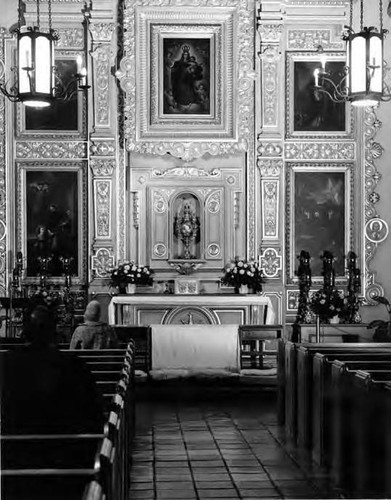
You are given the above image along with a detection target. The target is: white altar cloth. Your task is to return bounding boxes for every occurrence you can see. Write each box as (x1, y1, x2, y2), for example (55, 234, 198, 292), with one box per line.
(151, 324, 240, 372)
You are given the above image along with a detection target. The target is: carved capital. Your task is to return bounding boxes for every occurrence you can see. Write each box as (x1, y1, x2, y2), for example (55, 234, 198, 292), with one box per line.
(90, 159, 115, 177)
(90, 23, 115, 43)
(257, 159, 282, 177)
(257, 23, 283, 42)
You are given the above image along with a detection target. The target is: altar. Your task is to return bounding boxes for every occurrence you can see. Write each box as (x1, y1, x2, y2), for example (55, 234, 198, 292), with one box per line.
(108, 294, 275, 326)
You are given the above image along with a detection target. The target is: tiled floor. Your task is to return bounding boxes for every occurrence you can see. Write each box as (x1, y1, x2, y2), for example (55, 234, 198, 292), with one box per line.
(129, 383, 340, 500)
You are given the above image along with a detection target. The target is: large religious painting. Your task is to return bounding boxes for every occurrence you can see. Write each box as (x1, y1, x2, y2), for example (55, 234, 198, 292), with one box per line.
(17, 163, 86, 281)
(286, 53, 352, 138)
(163, 38, 211, 116)
(287, 163, 353, 279)
(135, 8, 236, 143)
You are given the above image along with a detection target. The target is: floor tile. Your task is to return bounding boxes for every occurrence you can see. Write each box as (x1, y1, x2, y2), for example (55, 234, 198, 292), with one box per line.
(129, 383, 341, 500)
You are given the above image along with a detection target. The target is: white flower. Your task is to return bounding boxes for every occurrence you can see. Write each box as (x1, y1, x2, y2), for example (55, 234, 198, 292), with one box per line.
(239, 269, 245, 275)
(238, 261, 244, 267)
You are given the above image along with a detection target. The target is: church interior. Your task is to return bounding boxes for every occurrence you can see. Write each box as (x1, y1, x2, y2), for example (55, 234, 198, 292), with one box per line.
(2, 0, 391, 498)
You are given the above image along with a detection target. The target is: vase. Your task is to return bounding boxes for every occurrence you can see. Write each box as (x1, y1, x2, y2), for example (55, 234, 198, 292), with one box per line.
(330, 315, 340, 324)
(126, 283, 136, 294)
(239, 284, 248, 295)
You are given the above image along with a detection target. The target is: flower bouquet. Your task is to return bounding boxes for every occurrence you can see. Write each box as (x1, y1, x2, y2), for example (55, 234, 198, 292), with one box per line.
(221, 258, 265, 293)
(110, 262, 153, 293)
(309, 288, 346, 323)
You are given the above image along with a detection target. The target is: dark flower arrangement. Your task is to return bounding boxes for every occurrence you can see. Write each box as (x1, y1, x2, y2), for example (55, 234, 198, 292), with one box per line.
(309, 288, 347, 322)
(110, 262, 153, 289)
(221, 258, 265, 293)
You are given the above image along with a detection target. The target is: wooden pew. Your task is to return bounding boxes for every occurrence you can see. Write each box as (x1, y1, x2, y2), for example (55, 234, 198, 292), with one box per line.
(330, 363, 391, 495)
(1, 342, 135, 500)
(289, 343, 391, 447)
(312, 353, 391, 465)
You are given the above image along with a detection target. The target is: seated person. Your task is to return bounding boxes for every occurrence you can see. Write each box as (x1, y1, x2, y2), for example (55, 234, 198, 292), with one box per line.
(0, 305, 105, 434)
(70, 300, 118, 349)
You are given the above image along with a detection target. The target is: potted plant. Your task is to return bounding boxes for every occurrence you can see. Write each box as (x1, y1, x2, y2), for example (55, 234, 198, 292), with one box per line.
(221, 258, 265, 294)
(368, 295, 391, 342)
(110, 262, 153, 294)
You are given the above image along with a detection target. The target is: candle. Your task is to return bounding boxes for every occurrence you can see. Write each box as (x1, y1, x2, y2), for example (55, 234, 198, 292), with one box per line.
(320, 54, 327, 71)
(314, 68, 320, 87)
(80, 67, 87, 87)
(76, 54, 82, 73)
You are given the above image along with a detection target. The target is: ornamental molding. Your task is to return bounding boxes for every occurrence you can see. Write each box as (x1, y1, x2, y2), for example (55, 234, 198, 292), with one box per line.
(15, 141, 87, 159)
(89, 23, 115, 43)
(287, 29, 344, 51)
(118, 0, 255, 161)
(364, 108, 388, 303)
(90, 159, 115, 177)
(152, 166, 221, 178)
(285, 142, 355, 160)
(0, 34, 6, 290)
(287, 290, 300, 312)
(90, 139, 116, 156)
(259, 247, 282, 279)
(257, 159, 282, 176)
(259, 45, 280, 128)
(91, 45, 114, 127)
(261, 180, 279, 239)
(56, 28, 84, 49)
(206, 191, 221, 214)
(91, 247, 115, 279)
(133, 192, 140, 229)
(94, 180, 111, 239)
(257, 141, 283, 157)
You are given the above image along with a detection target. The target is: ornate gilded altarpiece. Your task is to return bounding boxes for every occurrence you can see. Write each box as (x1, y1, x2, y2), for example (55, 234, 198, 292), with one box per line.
(115, 0, 257, 263)
(257, 0, 389, 322)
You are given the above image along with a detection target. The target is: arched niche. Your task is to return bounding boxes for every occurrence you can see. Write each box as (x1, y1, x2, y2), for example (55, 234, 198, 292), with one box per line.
(171, 192, 202, 260)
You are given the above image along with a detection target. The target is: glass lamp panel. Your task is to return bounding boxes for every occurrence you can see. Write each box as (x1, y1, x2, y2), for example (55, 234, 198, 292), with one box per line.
(18, 34, 32, 94)
(350, 36, 366, 94)
(346, 39, 352, 92)
(35, 35, 52, 94)
(369, 35, 383, 93)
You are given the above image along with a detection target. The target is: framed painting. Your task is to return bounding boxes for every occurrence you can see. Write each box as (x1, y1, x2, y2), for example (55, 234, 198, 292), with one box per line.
(286, 52, 353, 138)
(136, 8, 235, 141)
(17, 55, 86, 138)
(286, 163, 353, 281)
(16, 162, 87, 282)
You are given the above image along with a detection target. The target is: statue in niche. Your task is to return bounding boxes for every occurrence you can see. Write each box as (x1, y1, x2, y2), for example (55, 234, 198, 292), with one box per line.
(173, 197, 200, 259)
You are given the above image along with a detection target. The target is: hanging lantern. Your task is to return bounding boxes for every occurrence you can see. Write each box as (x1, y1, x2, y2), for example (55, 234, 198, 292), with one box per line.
(0, 0, 89, 107)
(17, 26, 56, 107)
(313, 0, 390, 107)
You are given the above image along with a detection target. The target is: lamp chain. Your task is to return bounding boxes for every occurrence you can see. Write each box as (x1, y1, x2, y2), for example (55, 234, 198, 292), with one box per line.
(36, 0, 40, 29)
(360, 0, 364, 31)
(380, 0, 384, 34)
(17, 0, 22, 31)
(48, 0, 53, 32)
(349, 0, 353, 30)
